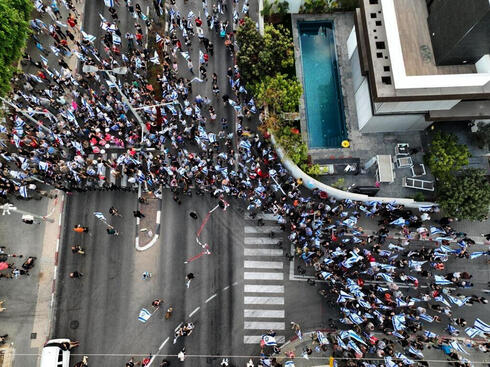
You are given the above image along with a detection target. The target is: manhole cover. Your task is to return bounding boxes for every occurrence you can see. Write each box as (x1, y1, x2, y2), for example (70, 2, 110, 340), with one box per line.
(70, 320, 79, 329)
(30, 333, 37, 340)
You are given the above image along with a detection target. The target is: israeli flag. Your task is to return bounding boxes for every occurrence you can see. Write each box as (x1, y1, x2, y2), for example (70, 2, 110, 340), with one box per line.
(447, 324, 458, 334)
(19, 186, 28, 198)
(430, 226, 446, 235)
(385, 357, 397, 367)
(156, 33, 163, 43)
(39, 161, 49, 171)
(13, 134, 21, 148)
(104, 0, 114, 7)
(465, 327, 483, 338)
(434, 275, 452, 285)
(348, 313, 364, 325)
(396, 298, 408, 307)
(347, 330, 366, 345)
(395, 352, 414, 365)
(377, 272, 394, 283)
(448, 295, 470, 307)
(138, 308, 151, 323)
(50, 46, 61, 56)
(150, 51, 160, 64)
(337, 291, 355, 303)
(113, 34, 122, 45)
(434, 295, 451, 307)
(408, 346, 424, 359)
(419, 313, 434, 323)
(424, 330, 437, 338)
(358, 299, 371, 309)
(449, 341, 469, 355)
(93, 212, 107, 221)
(180, 51, 190, 60)
(392, 314, 406, 331)
(261, 334, 277, 346)
(470, 251, 488, 259)
(82, 30, 96, 42)
(389, 217, 406, 226)
(347, 340, 362, 355)
(284, 362, 295, 367)
(106, 79, 117, 89)
(317, 331, 329, 345)
(408, 260, 426, 269)
(418, 204, 434, 212)
(199, 50, 205, 64)
(474, 318, 490, 333)
(239, 140, 251, 150)
(40, 55, 49, 65)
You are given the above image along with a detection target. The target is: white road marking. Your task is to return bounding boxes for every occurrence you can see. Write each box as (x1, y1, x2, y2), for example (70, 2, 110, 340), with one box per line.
(244, 335, 286, 344)
(244, 296, 284, 305)
(158, 337, 169, 350)
(244, 272, 283, 280)
(223, 285, 230, 290)
(174, 322, 182, 332)
(244, 321, 285, 330)
(244, 226, 281, 233)
(244, 285, 284, 293)
(205, 293, 217, 303)
(244, 248, 283, 257)
(188, 307, 200, 317)
(244, 237, 282, 245)
(244, 309, 285, 318)
(244, 213, 279, 221)
(244, 260, 283, 269)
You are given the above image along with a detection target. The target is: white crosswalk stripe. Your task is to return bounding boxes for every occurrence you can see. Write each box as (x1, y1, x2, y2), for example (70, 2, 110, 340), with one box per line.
(242, 214, 286, 346)
(85, 150, 138, 189)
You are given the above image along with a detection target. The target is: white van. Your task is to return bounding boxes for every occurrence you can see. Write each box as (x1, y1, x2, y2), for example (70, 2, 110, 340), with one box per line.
(40, 339, 71, 367)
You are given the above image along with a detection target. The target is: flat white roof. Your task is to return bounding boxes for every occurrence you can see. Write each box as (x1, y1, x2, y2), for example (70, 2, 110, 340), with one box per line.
(381, 0, 490, 91)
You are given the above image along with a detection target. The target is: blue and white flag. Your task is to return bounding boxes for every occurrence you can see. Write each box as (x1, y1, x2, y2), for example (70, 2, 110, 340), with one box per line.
(449, 341, 469, 355)
(465, 327, 483, 338)
(138, 308, 151, 323)
(93, 212, 107, 222)
(39, 161, 49, 171)
(434, 275, 452, 285)
(419, 313, 434, 323)
(317, 331, 329, 345)
(447, 324, 458, 334)
(348, 313, 364, 325)
(104, 0, 114, 7)
(337, 336, 347, 349)
(155, 33, 163, 43)
(377, 272, 394, 283)
(19, 186, 28, 198)
(284, 362, 295, 367)
(424, 330, 437, 338)
(430, 226, 446, 235)
(418, 204, 434, 212)
(347, 340, 362, 355)
(261, 334, 277, 346)
(239, 140, 251, 150)
(390, 217, 406, 226)
(347, 330, 366, 345)
(434, 295, 451, 307)
(40, 54, 49, 65)
(106, 79, 117, 88)
(470, 251, 488, 259)
(448, 295, 471, 307)
(150, 51, 160, 64)
(81, 30, 96, 42)
(384, 357, 396, 367)
(13, 134, 21, 148)
(408, 346, 424, 359)
(396, 298, 408, 307)
(474, 318, 490, 333)
(337, 291, 355, 303)
(395, 352, 414, 365)
(392, 314, 406, 331)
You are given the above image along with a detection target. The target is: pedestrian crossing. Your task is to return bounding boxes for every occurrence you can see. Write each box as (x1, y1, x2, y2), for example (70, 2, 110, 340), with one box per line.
(84, 152, 138, 190)
(242, 213, 287, 345)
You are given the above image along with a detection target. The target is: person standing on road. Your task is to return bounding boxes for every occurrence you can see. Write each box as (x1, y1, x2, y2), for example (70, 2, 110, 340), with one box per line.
(185, 272, 194, 288)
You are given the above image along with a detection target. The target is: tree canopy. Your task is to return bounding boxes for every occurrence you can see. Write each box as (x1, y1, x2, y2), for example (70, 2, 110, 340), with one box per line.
(437, 169, 490, 221)
(252, 73, 302, 113)
(425, 131, 470, 179)
(0, 0, 33, 96)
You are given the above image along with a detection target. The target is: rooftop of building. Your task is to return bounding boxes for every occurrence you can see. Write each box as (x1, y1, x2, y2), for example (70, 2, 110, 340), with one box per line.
(357, 0, 490, 100)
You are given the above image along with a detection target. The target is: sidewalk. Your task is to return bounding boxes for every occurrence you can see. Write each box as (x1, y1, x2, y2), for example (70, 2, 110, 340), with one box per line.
(0, 191, 64, 367)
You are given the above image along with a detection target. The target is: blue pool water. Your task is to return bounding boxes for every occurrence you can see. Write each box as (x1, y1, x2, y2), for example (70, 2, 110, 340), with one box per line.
(298, 21, 347, 149)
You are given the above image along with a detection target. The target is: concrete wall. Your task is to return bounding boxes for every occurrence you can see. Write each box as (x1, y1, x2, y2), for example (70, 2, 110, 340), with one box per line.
(374, 99, 460, 114)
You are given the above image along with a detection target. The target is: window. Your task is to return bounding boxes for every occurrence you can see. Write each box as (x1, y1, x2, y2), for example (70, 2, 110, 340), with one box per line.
(376, 20, 382, 26)
(381, 76, 392, 84)
(370, 13, 377, 18)
(376, 41, 386, 49)
(369, 0, 378, 4)
(376, 52, 383, 58)
(384, 66, 390, 72)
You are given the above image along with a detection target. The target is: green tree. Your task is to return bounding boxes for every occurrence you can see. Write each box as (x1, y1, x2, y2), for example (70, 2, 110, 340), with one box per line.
(437, 169, 490, 221)
(473, 122, 490, 150)
(0, 0, 32, 96)
(260, 24, 294, 77)
(236, 17, 264, 85)
(252, 73, 303, 113)
(425, 132, 470, 179)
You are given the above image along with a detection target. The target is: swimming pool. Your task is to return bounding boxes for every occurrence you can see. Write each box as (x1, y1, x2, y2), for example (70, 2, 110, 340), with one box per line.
(298, 21, 347, 149)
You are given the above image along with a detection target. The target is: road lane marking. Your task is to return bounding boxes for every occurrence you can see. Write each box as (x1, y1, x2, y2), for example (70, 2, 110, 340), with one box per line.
(244, 237, 282, 245)
(244, 296, 284, 305)
(188, 307, 200, 317)
(158, 337, 169, 350)
(244, 309, 285, 318)
(244, 213, 279, 221)
(244, 260, 283, 269)
(205, 293, 217, 303)
(244, 248, 283, 256)
(244, 335, 286, 344)
(244, 285, 284, 293)
(244, 226, 281, 233)
(244, 321, 285, 330)
(244, 272, 283, 280)
(174, 322, 182, 332)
